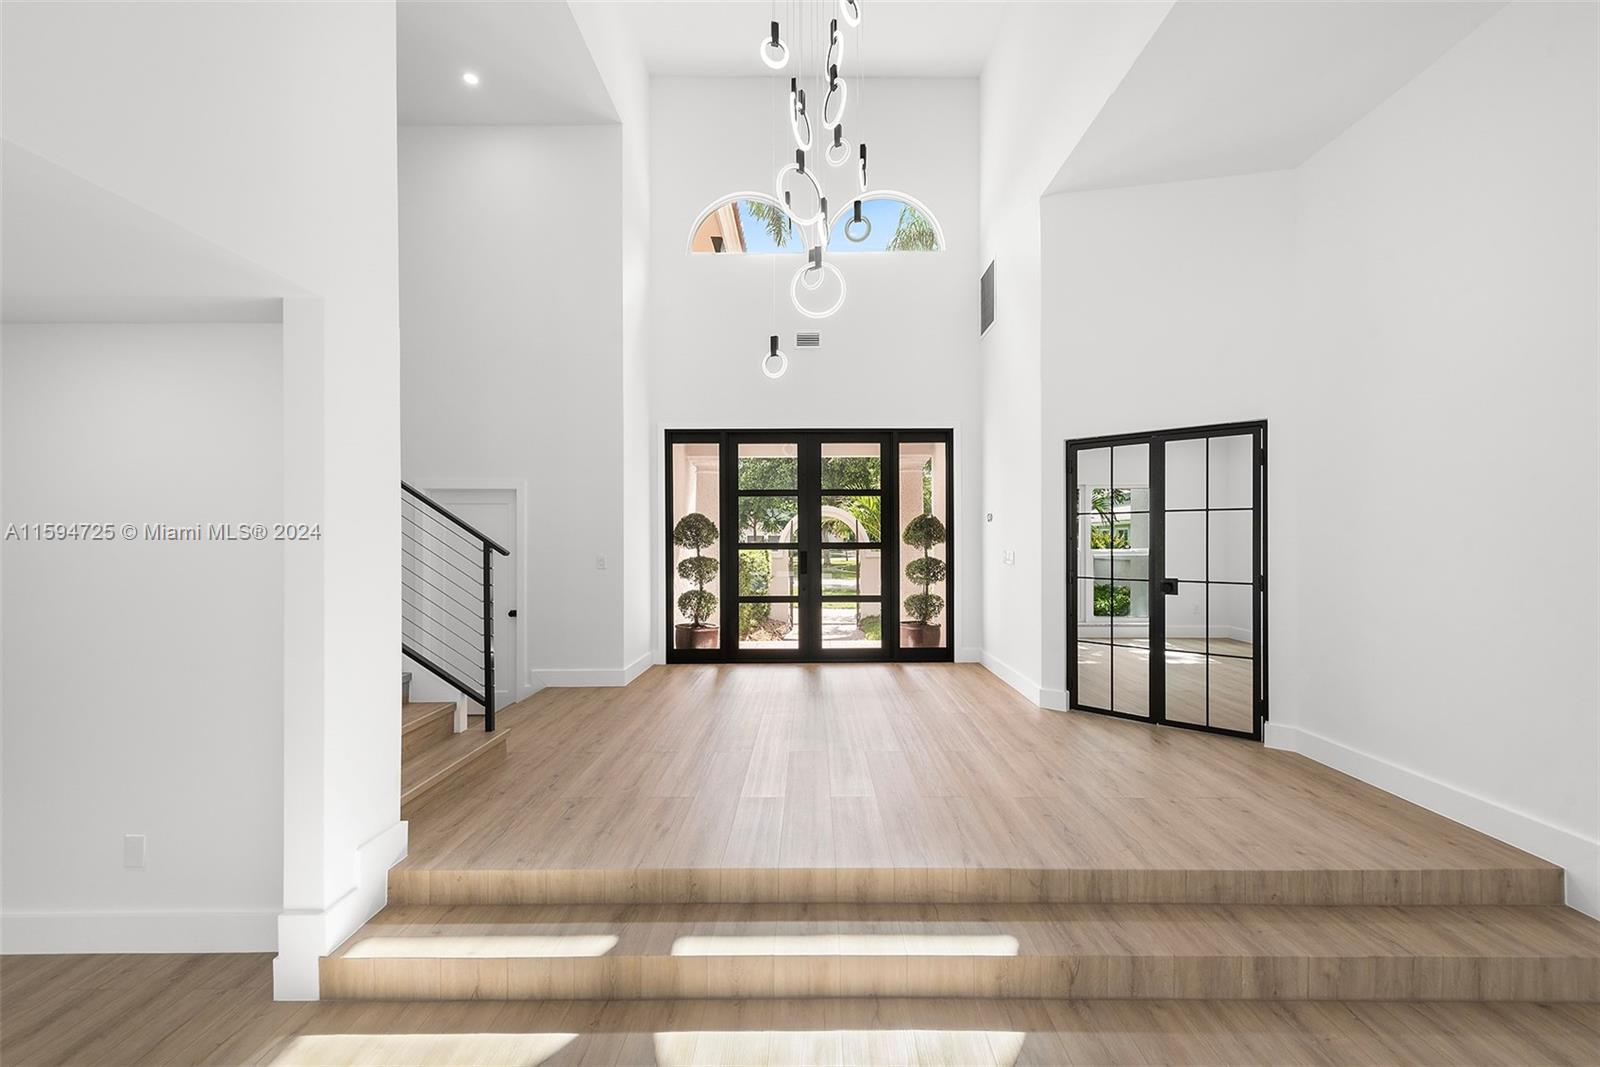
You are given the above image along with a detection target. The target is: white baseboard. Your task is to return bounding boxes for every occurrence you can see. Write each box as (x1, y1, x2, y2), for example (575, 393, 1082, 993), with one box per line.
(0, 906, 278, 954)
(979, 651, 1042, 706)
(1039, 686, 1069, 711)
(622, 650, 653, 684)
(1266, 722, 1600, 918)
(533, 652, 653, 689)
(273, 819, 408, 1000)
(956, 645, 983, 663)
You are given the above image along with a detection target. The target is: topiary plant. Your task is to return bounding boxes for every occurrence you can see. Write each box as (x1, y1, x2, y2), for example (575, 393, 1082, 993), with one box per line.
(673, 512, 719, 646)
(901, 512, 947, 646)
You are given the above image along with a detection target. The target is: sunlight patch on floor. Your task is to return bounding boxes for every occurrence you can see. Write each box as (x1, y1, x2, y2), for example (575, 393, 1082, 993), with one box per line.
(654, 1029, 1026, 1067)
(671, 932, 1020, 956)
(343, 934, 619, 958)
(268, 1032, 577, 1066)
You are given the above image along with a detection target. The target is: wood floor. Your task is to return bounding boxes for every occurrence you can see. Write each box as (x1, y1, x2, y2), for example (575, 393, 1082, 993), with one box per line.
(7, 663, 1597, 1065)
(398, 663, 1556, 899)
(4, 954, 1600, 1066)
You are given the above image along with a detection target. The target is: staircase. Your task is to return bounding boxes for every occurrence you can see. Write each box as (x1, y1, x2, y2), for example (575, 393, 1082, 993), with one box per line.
(400, 481, 510, 731)
(399, 699, 509, 817)
(324, 867, 1600, 1003)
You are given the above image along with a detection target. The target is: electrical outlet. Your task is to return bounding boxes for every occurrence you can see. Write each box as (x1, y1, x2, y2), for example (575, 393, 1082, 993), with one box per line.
(1003, 550, 1015, 565)
(595, 555, 607, 570)
(123, 834, 146, 869)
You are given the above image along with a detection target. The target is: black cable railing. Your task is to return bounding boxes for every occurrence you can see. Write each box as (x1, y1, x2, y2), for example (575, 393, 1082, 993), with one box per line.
(400, 482, 510, 730)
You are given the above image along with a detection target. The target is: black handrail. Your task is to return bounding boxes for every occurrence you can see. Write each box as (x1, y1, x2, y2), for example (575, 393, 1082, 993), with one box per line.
(400, 483, 511, 731)
(400, 641, 486, 708)
(403, 482, 511, 556)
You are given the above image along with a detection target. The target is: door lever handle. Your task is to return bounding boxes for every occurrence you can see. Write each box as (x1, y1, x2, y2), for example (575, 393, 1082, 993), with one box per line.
(1159, 578, 1179, 595)
(798, 551, 808, 575)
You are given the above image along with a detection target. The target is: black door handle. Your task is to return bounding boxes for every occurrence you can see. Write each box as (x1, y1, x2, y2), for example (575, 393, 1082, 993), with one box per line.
(1160, 579, 1179, 595)
(798, 551, 808, 575)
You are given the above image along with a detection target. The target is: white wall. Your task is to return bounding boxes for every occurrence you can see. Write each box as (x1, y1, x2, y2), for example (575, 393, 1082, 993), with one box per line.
(648, 76, 982, 658)
(1041, 170, 1298, 704)
(976, 2, 1173, 702)
(399, 125, 628, 686)
(1285, 1, 1598, 911)
(1, 324, 284, 951)
(2, 1, 401, 993)
(571, 1, 656, 682)
(1040, 3, 1597, 910)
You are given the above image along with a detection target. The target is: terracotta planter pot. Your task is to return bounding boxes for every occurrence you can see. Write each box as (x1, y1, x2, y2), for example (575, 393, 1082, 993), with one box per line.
(675, 623, 719, 650)
(900, 621, 942, 649)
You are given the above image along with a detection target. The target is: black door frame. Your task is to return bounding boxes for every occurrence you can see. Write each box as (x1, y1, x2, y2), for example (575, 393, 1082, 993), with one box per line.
(666, 428, 955, 664)
(1065, 420, 1268, 740)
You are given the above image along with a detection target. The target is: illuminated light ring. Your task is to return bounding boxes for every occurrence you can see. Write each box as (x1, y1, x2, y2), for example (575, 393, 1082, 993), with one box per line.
(789, 101, 813, 152)
(801, 263, 827, 290)
(827, 190, 948, 251)
(827, 26, 844, 72)
(759, 37, 789, 70)
(844, 213, 873, 243)
(825, 135, 851, 167)
(685, 191, 789, 252)
(775, 164, 825, 228)
(839, 0, 861, 29)
(762, 347, 789, 379)
(822, 77, 848, 130)
(790, 260, 847, 319)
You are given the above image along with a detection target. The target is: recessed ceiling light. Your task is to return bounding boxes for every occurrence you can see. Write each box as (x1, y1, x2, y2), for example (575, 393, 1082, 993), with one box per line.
(461, 71, 480, 87)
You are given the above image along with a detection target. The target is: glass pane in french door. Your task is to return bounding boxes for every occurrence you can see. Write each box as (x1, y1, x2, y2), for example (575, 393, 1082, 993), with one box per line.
(1161, 432, 1258, 732)
(736, 441, 802, 650)
(821, 441, 884, 651)
(670, 441, 722, 650)
(898, 439, 948, 650)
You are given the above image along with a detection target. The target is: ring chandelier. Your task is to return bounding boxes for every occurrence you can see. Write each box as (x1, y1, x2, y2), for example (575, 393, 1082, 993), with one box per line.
(754, 1, 877, 376)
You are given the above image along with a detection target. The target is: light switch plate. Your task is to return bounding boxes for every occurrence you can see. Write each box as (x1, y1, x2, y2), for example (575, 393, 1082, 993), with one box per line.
(123, 834, 146, 869)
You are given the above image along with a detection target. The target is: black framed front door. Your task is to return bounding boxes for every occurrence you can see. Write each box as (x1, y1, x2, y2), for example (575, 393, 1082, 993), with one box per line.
(667, 429, 954, 663)
(1066, 421, 1267, 739)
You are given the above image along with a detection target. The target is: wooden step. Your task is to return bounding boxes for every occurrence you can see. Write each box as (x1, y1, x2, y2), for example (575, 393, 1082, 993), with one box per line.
(401, 701, 455, 760)
(389, 864, 1564, 907)
(400, 726, 508, 818)
(321, 901, 1600, 1003)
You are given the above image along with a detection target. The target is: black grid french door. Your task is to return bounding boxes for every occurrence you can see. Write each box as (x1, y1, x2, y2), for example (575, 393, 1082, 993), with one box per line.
(666, 429, 954, 664)
(1066, 421, 1267, 739)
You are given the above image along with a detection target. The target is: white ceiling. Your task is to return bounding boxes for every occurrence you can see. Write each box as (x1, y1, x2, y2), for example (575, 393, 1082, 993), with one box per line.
(2, 141, 297, 323)
(611, 0, 1006, 76)
(1051, 1, 1504, 193)
(398, 2, 618, 125)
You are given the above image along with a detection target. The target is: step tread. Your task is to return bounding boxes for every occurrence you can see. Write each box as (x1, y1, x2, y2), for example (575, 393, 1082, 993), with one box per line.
(333, 902, 1600, 961)
(402, 701, 455, 733)
(401, 728, 507, 807)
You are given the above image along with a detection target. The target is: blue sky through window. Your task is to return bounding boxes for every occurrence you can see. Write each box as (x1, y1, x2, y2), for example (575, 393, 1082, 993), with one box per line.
(715, 197, 940, 254)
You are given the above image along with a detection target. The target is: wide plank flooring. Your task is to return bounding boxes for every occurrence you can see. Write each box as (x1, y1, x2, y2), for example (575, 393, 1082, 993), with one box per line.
(4, 954, 1600, 1066)
(400, 663, 1554, 881)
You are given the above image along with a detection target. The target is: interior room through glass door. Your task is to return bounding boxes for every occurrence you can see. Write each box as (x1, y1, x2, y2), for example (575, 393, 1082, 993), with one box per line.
(1067, 422, 1266, 739)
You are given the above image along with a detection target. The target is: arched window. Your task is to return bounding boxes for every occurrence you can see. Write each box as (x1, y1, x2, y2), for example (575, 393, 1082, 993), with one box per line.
(689, 191, 945, 254)
(827, 192, 944, 253)
(688, 193, 799, 254)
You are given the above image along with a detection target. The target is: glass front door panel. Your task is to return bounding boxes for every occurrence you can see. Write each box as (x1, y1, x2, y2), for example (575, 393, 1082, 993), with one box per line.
(898, 439, 949, 650)
(668, 431, 952, 663)
(670, 441, 722, 650)
(740, 598, 801, 650)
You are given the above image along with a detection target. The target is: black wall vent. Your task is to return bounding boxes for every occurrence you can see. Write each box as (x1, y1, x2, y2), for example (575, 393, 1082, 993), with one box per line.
(980, 261, 995, 336)
(796, 332, 821, 348)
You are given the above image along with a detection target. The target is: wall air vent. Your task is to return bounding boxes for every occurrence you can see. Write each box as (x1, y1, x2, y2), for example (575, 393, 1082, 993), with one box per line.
(796, 332, 821, 348)
(980, 260, 995, 336)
